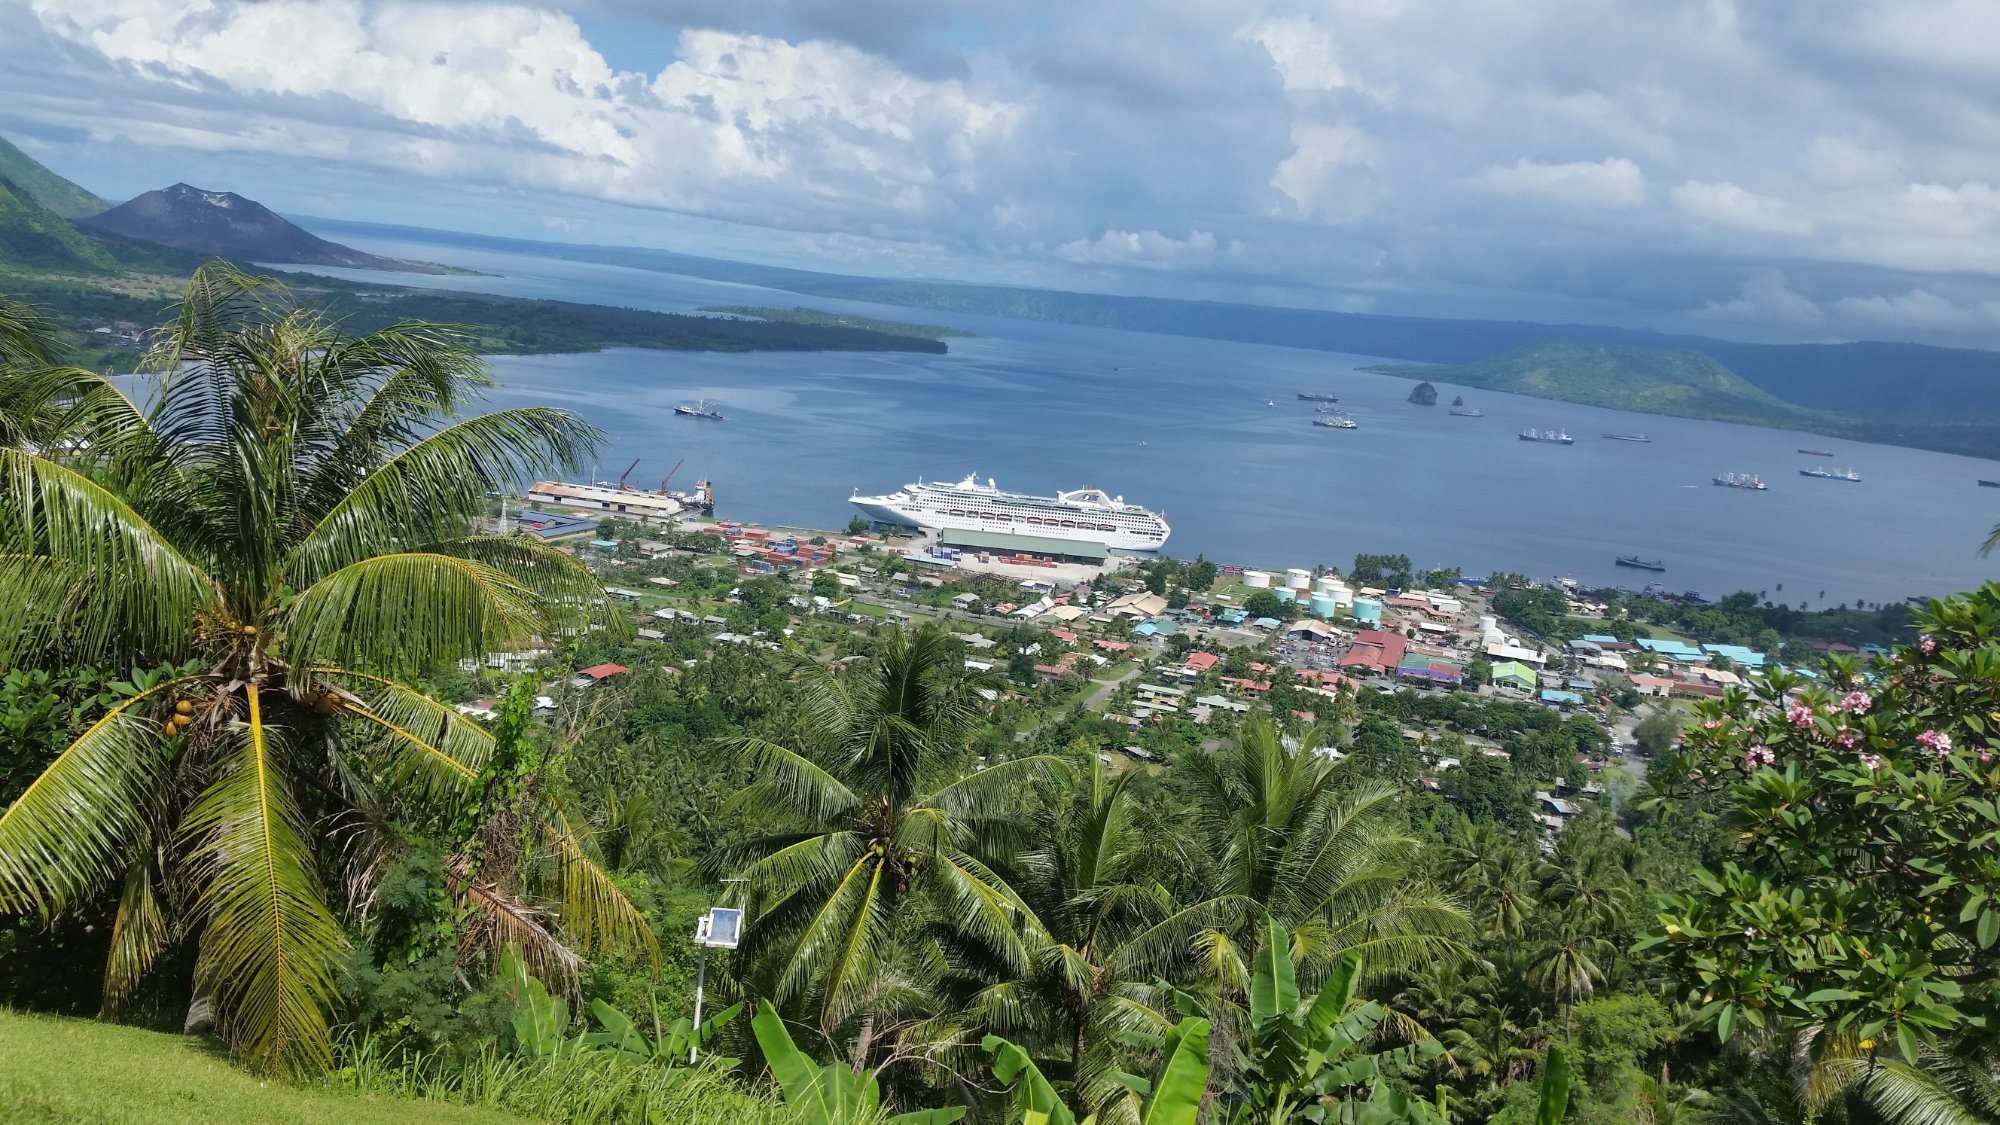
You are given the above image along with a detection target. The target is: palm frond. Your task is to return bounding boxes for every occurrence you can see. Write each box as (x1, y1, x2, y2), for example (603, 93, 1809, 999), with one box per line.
(284, 550, 550, 675)
(0, 447, 216, 664)
(311, 667, 493, 802)
(546, 820, 661, 969)
(285, 407, 600, 585)
(101, 854, 168, 1018)
(924, 755, 1072, 820)
(445, 852, 582, 996)
(720, 735, 862, 825)
(0, 678, 190, 914)
(180, 685, 347, 1076)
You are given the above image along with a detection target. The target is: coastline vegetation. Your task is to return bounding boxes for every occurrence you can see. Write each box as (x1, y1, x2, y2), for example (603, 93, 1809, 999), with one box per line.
(698, 304, 978, 341)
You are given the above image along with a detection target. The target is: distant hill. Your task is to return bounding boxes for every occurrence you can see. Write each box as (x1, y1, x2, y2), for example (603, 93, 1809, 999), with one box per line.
(0, 136, 110, 218)
(79, 184, 452, 273)
(0, 173, 120, 274)
(1361, 342, 1837, 429)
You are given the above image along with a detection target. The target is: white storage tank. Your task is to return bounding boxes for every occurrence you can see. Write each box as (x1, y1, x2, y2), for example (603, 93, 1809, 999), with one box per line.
(1315, 576, 1344, 596)
(1477, 615, 1498, 634)
(1332, 587, 1355, 609)
(1285, 568, 1312, 591)
(1243, 570, 1272, 589)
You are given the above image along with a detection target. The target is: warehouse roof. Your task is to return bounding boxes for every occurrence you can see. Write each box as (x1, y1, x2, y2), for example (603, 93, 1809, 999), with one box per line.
(937, 529, 1109, 560)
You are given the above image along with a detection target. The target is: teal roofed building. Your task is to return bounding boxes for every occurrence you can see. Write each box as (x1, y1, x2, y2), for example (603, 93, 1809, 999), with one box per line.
(1702, 644, 1767, 668)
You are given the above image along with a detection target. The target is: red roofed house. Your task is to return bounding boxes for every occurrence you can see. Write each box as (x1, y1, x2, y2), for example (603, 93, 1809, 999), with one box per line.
(1094, 640, 1132, 653)
(1032, 664, 1070, 681)
(572, 663, 629, 689)
(1050, 629, 1079, 644)
(1218, 676, 1273, 694)
(1183, 651, 1221, 673)
(1338, 629, 1407, 676)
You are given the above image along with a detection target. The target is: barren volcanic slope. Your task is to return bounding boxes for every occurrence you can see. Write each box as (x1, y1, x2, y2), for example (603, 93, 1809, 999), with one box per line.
(79, 183, 446, 272)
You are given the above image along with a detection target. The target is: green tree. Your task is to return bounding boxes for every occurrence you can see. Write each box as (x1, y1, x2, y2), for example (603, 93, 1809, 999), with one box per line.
(0, 264, 637, 1074)
(1632, 709, 1680, 757)
(713, 628, 1059, 1068)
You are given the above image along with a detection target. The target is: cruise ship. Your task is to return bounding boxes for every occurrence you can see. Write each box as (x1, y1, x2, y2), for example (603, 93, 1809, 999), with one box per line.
(850, 474, 1170, 552)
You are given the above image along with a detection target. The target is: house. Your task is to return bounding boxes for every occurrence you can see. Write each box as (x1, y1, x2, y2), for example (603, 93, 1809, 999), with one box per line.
(1183, 651, 1221, 674)
(1629, 673, 1676, 698)
(1094, 640, 1132, 653)
(950, 592, 981, 608)
(1032, 664, 1070, 681)
(454, 698, 497, 721)
(1050, 629, 1079, 644)
(1339, 629, 1408, 676)
(1104, 591, 1171, 619)
(1539, 689, 1587, 708)
(1489, 660, 1540, 694)
(1533, 791, 1582, 817)
(1218, 676, 1273, 694)
(1483, 642, 1546, 666)
(1194, 694, 1251, 714)
(571, 663, 629, 689)
(636, 627, 666, 642)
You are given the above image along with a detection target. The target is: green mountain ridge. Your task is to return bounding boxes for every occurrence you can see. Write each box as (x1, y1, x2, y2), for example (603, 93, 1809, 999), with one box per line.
(1362, 342, 1844, 430)
(0, 172, 121, 274)
(0, 136, 110, 218)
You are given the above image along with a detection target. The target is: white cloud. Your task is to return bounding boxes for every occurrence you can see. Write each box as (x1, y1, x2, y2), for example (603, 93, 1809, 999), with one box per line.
(1475, 158, 1646, 209)
(1831, 288, 2000, 331)
(1691, 270, 1824, 324)
(1054, 229, 1246, 270)
(1236, 16, 1354, 94)
(1670, 180, 1813, 236)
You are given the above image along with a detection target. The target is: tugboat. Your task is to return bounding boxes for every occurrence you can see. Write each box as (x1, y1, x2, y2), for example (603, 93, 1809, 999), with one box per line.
(674, 399, 725, 420)
(1297, 392, 1340, 402)
(1712, 473, 1768, 490)
(1799, 466, 1862, 482)
(1519, 428, 1575, 444)
(1616, 555, 1666, 572)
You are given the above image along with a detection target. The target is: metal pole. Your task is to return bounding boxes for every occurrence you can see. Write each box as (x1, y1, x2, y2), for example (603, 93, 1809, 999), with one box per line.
(690, 944, 708, 1065)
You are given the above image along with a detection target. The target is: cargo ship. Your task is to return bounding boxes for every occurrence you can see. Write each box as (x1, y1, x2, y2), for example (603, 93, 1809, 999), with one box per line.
(1799, 448, 1834, 456)
(1519, 428, 1574, 444)
(1602, 433, 1652, 442)
(1313, 413, 1358, 429)
(1713, 473, 1767, 490)
(850, 473, 1170, 552)
(1616, 556, 1666, 572)
(1980, 480, 2000, 488)
(1297, 393, 1340, 402)
(1800, 467, 1862, 482)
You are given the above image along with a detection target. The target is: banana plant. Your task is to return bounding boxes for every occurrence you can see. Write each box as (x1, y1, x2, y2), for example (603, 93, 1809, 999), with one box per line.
(500, 947, 741, 1068)
(1534, 1045, 1573, 1125)
(586, 996, 742, 1069)
(984, 1015, 1210, 1125)
(1215, 916, 1446, 1124)
(751, 1001, 966, 1125)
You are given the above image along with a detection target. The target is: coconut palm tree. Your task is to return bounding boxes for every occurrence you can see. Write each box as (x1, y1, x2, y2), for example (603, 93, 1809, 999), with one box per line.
(0, 296, 96, 450)
(0, 263, 641, 1074)
(1444, 824, 1538, 939)
(965, 759, 1175, 1122)
(712, 626, 1061, 1070)
(1126, 717, 1470, 994)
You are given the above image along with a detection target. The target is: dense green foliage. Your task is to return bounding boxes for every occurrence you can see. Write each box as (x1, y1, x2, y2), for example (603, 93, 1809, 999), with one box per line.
(0, 173, 120, 274)
(0, 135, 111, 218)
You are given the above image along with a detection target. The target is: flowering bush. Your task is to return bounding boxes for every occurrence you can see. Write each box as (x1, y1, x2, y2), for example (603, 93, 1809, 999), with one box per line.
(1639, 584, 2000, 1062)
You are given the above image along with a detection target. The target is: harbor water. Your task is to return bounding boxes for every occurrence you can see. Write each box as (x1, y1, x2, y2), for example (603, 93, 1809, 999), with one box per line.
(306, 228, 2000, 606)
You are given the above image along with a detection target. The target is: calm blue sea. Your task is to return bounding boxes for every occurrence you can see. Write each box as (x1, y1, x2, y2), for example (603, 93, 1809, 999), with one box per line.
(292, 229, 2000, 607)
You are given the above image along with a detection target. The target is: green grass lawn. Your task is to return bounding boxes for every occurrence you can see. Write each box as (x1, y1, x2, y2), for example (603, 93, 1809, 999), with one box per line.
(0, 1010, 525, 1124)
(1566, 615, 1690, 643)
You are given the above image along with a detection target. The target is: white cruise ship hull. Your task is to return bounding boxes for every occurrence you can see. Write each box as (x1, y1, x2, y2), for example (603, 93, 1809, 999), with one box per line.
(851, 477, 1170, 553)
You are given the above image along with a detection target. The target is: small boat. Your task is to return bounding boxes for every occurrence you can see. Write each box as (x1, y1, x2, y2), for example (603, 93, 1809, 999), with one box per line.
(1314, 405, 1346, 413)
(1713, 473, 1768, 490)
(1297, 392, 1340, 402)
(1799, 448, 1834, 457)
(1449, 406, 1484, 417)
(1602, 433, 1652, 442)
(1519, 428, 1574, 444)
(1981, 480, 2000, 488)
(675, 399, 724, 420)
(1800, 467, 1862, 482)
(1616, 556, 1666, 572)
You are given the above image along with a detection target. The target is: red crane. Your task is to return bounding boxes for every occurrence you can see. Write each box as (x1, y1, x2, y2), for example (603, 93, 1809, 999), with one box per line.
(659, 458, 685, 493)
(616, 457, 640, 491)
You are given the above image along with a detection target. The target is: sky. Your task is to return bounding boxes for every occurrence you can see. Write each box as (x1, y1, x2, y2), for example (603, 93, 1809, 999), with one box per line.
(7, 0, 2000, 347)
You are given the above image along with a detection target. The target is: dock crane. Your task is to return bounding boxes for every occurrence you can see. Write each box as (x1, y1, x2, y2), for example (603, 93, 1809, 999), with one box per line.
(659, 458, 684, 493)
(615, 457, 640, 491)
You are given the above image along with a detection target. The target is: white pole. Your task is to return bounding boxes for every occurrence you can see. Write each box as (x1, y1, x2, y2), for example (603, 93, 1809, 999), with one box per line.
(690, 944, 709, 1065)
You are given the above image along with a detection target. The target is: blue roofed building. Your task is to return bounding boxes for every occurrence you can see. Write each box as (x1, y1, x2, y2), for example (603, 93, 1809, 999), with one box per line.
(1540, 689, 1587, 707)
(1701, 644, 1767, 669)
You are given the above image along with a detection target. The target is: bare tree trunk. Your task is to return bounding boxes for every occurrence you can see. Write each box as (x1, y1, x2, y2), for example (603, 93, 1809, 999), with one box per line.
(850, 1010, 877, 1073)
(183, 985, 216, 1035)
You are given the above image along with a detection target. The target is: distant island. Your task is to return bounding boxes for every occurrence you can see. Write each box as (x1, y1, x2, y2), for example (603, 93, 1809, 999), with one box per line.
(696, 305, 976, 343)
(1361, 341, 1847, 432)
(1407, 380, 1437, 405)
